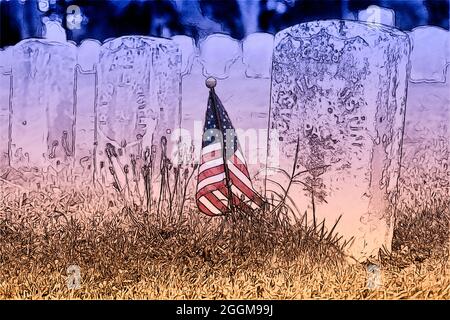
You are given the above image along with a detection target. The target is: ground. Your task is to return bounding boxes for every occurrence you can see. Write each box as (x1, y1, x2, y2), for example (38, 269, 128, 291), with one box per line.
(0, 172, 449, 299)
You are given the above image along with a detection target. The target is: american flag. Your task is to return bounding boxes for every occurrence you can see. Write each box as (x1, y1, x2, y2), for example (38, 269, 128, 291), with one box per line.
(196, 88, 263, 216)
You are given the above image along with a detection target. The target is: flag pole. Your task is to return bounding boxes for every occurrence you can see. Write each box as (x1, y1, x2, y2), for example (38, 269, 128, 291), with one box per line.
(205, 77, 235, 214)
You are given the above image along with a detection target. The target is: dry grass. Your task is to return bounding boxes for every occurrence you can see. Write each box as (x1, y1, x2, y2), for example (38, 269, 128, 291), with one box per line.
(0, 140, 449, 299)
(0, 181, 448, 299)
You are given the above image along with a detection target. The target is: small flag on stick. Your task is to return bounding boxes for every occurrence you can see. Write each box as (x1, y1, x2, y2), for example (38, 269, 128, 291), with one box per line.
(195, 77, 263, 216)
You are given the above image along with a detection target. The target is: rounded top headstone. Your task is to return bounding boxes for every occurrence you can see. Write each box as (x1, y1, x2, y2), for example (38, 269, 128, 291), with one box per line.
(205, 77, 217, 89)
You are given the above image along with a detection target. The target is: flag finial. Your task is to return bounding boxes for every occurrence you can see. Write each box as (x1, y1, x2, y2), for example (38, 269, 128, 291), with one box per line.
(205, 77, 217, 89)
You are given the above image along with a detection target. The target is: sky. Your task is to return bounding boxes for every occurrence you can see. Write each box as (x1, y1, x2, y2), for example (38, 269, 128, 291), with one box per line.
(0, 0, 449, 47)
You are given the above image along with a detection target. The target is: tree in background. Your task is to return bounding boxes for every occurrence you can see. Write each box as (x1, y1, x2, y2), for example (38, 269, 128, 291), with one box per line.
(0, 0, 448, 47)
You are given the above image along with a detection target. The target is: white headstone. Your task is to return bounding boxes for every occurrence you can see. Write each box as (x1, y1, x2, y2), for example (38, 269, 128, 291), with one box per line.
(78, 39, 101, 72)
(399, 79, 449, 212)
(242, 33, 274, 79)
(96, 36, 181, 197)
(171, 35, 197, 76)
(0, 48, 12, 73)
(0, 63, 10, 167)
(0, 48, 11, 168)
(74, 40, 101, 177)
(10, 39, 77, 168)
(409, 26, 450, 83)
(199, 34, 241, 79)
(268, 20, 411, 261)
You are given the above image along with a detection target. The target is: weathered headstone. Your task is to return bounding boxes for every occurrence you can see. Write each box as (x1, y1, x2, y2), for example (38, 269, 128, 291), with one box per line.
(95, 36, 181, 198)
(10, 39, 77, 169)
(399, 26, 449, 216)
(198, 34, 241, 79)
(0, 48, 11, 168)
(171, 35, 197, 77)
(409, 26, 450, 83)
(74, 39, 101, 178)
(242, 33, 274, 79)
(268, 20, 411, 260)
(399, 69, 449, 213)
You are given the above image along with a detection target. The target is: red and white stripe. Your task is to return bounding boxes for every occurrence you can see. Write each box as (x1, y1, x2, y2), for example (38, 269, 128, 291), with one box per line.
(196, 142, 263, 216)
